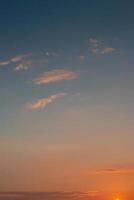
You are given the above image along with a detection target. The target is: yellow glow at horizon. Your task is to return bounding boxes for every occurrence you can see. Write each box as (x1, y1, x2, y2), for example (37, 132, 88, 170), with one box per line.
(115, 198, 121, 200)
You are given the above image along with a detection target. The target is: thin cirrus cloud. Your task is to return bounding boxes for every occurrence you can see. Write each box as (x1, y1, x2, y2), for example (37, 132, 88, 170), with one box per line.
(33, 69, 79, 85)
(89, 38, 101, 48)
(28, 93, 67, 110)
(1, 192, 99, 199)
(89, 38, 116, 55)
(89, 168, 134, 175)
(14, 61, 32, 71)
(10, 54, 30, 62)
(0, 60, 10, 66)
(0, 53, 31, 71)
(100, 47, 115, 54)
(87, 190, 100, 197)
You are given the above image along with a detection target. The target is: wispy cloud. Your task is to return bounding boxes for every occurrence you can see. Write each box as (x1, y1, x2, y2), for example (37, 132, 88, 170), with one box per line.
(79, 55, 85, 61)
(28, 93, 67, 110)
(89, 38, 116, 55)
(0, 53, 31, 68)
(14, 61, 32, 71)
(10, 54, 30, 62)
(100, 47, 115, 54)
(45, 51, 59, 57)
(87, 190, 100, 196)
(0, 61, 10, 66)
(33, 69, 79, 85)
(89, 167, 134, 175)
(0, 192, 100, 199)
(89, 38, 101, 48)
(0, 194, 24, 197)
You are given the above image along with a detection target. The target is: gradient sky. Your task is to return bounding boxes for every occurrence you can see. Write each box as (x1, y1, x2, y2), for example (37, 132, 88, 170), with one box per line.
(0, 0, 134, 197)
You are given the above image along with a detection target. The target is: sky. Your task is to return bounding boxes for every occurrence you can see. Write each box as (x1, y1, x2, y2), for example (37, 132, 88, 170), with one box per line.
(0, 0, 134, 198)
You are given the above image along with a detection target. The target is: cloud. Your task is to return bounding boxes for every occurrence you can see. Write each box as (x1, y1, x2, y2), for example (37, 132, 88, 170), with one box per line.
(79, 55, 85, 61)
(89, 37, 116, 55)
(0, 192, 100, 199)
(91, 48, 100, 54)
(89, 38, 101, 48)
(87, 190, 100, 196)
(33, 69, 79, 85)
(0, 53, 31, 69)
(100, 47, 115, 54)
(0, 194, 24, 197)
(14, 61, 32, 71)
(89, 168, 134, 175)
(10, 54, 30, 62)
(0, 61, 10, 66)
(28, 93, 67, 110)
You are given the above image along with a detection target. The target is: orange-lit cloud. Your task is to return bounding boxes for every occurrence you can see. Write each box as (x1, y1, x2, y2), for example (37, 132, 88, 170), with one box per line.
(0, 53, 31, 69)
(89, 168, 134, 175)
(0, 60, 10, 66)
(100, 47, 115, 54)
(33, 69, 79, 85)
(0, 192, 99, 199)
(28, 93, 67, 110)
(87, 190, 100, 196)
(11, 54, 29, 62)
(89, 37, 116, 55)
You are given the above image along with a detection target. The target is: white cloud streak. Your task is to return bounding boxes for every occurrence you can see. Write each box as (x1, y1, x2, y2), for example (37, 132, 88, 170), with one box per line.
(28, 93, 67, 110)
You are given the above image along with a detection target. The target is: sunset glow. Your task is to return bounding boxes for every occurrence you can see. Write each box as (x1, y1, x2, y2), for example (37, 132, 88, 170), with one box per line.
(0, 1, 134, 200)
(115, 198, 120, 200)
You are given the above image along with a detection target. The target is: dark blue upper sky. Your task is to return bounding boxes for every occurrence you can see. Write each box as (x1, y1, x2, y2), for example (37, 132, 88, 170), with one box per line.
(0, 0, 134, 54)
(0, 0, 134, 123)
